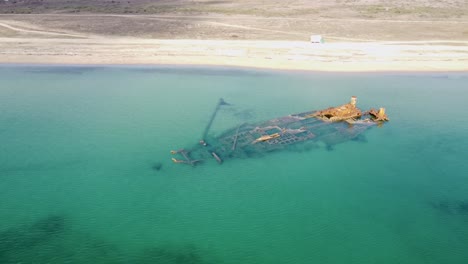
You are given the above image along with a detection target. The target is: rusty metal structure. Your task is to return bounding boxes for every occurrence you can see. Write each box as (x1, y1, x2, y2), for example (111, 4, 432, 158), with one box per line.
(171, 97, 388, 166)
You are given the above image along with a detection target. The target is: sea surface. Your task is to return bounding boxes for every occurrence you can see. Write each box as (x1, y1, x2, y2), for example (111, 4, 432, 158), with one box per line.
(1, 66, 467, 264)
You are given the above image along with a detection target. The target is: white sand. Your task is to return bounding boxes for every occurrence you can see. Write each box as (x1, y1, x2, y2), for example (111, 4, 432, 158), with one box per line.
(1, 37, 467, 72)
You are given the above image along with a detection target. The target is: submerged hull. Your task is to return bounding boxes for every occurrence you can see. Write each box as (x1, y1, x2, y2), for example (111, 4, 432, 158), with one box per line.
(171, 108, 378, 166)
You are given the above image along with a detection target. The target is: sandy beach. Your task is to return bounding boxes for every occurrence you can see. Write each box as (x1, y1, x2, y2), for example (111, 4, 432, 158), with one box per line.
(1, 37, 467, 72)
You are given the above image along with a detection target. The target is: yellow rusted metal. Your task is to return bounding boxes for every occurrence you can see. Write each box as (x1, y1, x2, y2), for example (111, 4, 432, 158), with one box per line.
(369, 107, 389, 122)
(252, 133, 280, 144)
(309, 96, 362, 122)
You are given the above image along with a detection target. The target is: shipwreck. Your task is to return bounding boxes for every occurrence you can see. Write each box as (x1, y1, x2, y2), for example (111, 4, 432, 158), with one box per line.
(171, 96, 388, 166)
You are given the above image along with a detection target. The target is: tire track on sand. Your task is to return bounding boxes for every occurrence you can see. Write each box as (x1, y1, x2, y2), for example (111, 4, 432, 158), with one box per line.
(0, 21, 87, 38)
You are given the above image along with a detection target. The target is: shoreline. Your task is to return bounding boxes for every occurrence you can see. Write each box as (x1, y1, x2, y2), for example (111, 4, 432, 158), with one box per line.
(2, 63, 468, 76)
(1, 38, 467, 72)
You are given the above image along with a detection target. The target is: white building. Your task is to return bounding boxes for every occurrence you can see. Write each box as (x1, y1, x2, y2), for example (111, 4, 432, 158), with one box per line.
(310, 35, 324, 44)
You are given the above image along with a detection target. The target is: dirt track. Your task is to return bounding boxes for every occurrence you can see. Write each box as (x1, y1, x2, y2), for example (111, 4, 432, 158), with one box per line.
(0, 21, 87, 38)
(1, 13, 468, 42)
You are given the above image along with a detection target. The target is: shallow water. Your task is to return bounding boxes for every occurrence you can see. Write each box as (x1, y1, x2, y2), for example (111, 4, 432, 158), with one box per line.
(1, 66, 468, 263)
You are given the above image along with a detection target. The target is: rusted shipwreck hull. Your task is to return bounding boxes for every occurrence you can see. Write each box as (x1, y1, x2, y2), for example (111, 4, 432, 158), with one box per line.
(171, 97, 388, 166)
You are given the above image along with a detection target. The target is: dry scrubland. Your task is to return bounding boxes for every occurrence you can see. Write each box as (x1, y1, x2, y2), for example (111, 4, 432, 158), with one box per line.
(0, 0, 467, 71)
(1, 0, 468, 41)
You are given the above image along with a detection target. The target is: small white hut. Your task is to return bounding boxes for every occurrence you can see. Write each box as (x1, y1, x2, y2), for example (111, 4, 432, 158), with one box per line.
(310, 35, 324, 44)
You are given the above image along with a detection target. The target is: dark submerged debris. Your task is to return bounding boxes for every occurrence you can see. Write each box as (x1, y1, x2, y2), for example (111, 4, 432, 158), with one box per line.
(62, 235, 126, 264)
(456, 201, 468, 214)
(201, 98, 231, 140)
(351, 134, 368, 143)
(0, 215, 66, 261)
(430, 200, 468, 216)
(171, 149, 202, 166)
(430, 201, 454, 215)
(137, 244, 207, 264)
(218, 98, 230, 106)
(152, 162, 163, 171)
(1, 219, 131, 264)
(31, 215, 66, 234)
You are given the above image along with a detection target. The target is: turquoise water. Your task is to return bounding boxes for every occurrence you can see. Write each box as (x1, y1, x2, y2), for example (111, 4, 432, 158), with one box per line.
(1, 66, 468, 263)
